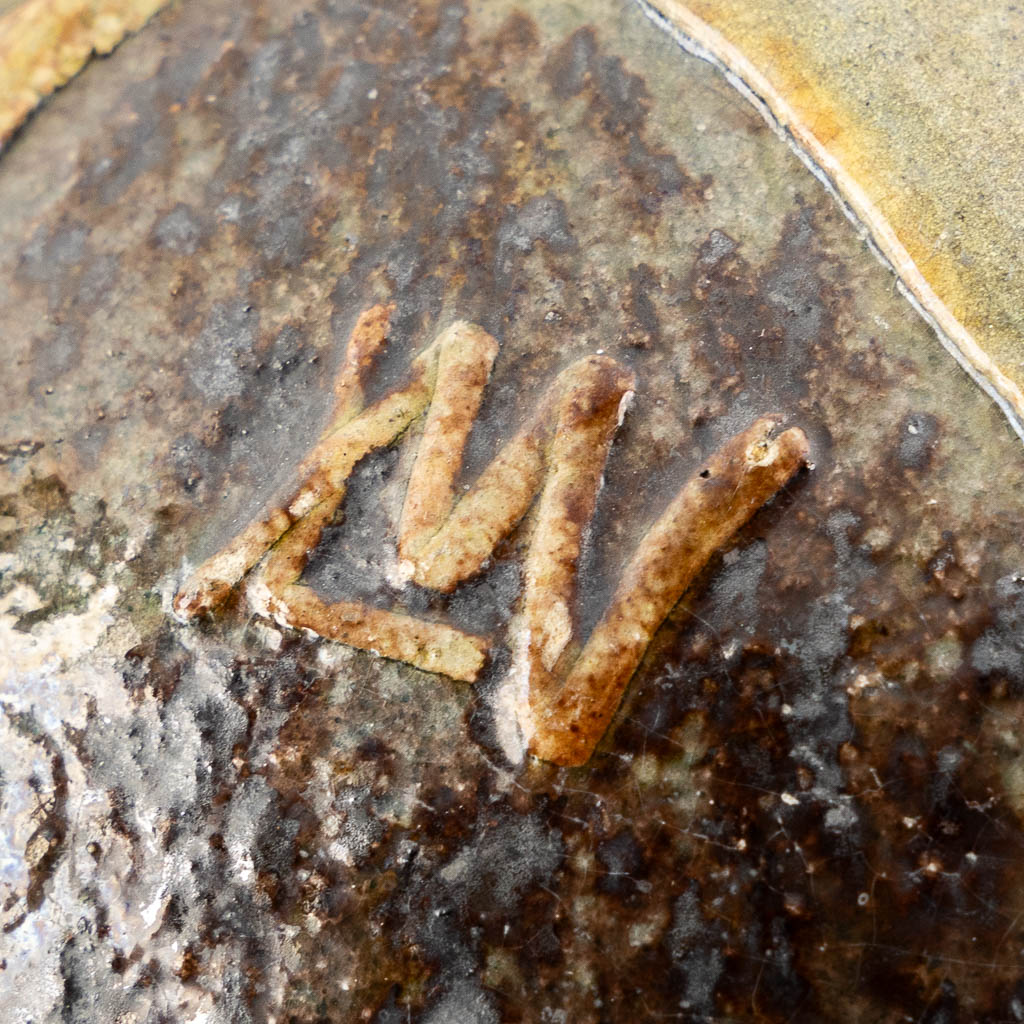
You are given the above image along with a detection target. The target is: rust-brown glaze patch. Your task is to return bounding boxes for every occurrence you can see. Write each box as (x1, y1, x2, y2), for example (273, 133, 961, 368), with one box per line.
(4, 0, 1024, 1021)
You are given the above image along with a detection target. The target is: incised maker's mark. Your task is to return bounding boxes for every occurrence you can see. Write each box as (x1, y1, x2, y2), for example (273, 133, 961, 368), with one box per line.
(174, 306, 808, 765)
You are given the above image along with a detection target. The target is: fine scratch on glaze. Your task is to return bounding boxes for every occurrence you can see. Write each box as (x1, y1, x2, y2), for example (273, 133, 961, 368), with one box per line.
(175, 306, 808, 765)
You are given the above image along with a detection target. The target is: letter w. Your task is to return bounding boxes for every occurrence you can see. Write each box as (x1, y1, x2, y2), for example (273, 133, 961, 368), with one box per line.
(175, 305, 807, 765)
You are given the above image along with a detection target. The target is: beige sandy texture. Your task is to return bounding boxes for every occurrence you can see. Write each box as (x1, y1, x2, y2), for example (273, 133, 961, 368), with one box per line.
(0, 0, 169, 146)
(647, 0, 1024, 431)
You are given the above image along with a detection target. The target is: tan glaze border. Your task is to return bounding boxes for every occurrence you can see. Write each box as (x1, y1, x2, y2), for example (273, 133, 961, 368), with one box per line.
(0, 0, 169, 149)
(638, 0, 1024, 444)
